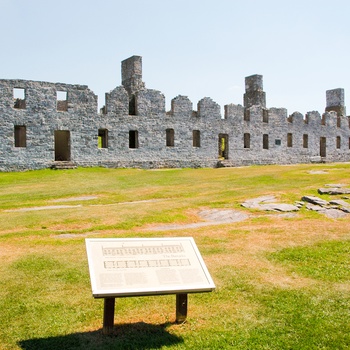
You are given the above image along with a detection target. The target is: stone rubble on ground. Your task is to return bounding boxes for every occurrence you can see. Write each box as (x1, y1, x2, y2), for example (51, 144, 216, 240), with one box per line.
(241, 184, 350, 218)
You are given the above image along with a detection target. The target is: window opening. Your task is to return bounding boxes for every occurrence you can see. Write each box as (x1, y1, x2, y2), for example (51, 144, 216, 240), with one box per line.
(336, 136, 341, 149)
(129, 130, 139, 148)
(244, 133, 250, 148)
(287, 133, 293, 147)
(129, 95, 136, 115)
(275, 139, 281, 146)
(218, 134, 229, 159)
(337, 116, 341, 128)
(166, 129, 174, 147)
(303, 134, 308, 148)
(193, 130, 200, 147)
(263, 134, 269, 149)
(98, 129, 108, 148)
(14, 125, 26, 147)
(57, 91, 68, 112)
(262, 109, 269, 123)
(320, 137, 326, 157)
(13, 88, 26, 109)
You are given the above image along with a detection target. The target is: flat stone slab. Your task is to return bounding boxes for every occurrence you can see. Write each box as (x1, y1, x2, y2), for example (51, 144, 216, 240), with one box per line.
(241, 195, 277, 209)
(197, 209, 249, 222)
(148, 209, 249, 231)
(323, 209, 348, 219)
(51, 196, 98, 202)
(305, 203, 325, 212)
(4, 205, 82, 212)
(242, 196, 298, 212)
(258, 203, 300, 212)
(318, 188, 350, 195)
(301, 196, 329, 206)
(329, 199, 350, 207)
(325, 184, 346, 188)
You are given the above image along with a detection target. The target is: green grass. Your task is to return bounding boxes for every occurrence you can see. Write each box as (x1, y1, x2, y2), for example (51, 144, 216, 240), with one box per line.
(269, 239, 350, 282)
(0, 164, 350, 349)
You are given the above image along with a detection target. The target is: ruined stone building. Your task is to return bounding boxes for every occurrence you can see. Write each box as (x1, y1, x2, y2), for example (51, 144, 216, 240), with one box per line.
(0, 55, 349, 171)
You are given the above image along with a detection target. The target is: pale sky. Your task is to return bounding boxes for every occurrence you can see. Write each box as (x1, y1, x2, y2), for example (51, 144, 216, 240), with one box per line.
(1, 0, 349, 115)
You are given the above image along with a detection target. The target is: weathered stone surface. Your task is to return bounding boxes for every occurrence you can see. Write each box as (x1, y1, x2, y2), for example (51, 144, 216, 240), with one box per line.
(197, 209, 249, 223)
(301, 196, 329, 206)
(242, 196, 299, 212)
(272, 204, 300, 212)
(1, 55, 350, 171)
(305, 203, 325, 212)
(304, 195, 350, 218)
(329, 199, 350, 207)
(323, 209, 348, 219)
(241, 195, 276, 209)
(318, 188, 350, 195)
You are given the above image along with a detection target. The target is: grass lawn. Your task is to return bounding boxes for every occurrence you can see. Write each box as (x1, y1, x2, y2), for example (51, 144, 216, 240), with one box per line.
(0, 163, 349, 349)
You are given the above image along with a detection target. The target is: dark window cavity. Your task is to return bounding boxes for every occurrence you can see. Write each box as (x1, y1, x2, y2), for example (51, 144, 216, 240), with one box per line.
(244, 133, 250, 148)
(336, 136, 341, 149)
(166, 128, 174, 147)
(193, 130, 200, 147)
(14, 125, 26, 147)
(262, 109, 269, 123)
(263, 134, 269, 149)
(303, 134, 308, 148)
(129, 130, 139, 148)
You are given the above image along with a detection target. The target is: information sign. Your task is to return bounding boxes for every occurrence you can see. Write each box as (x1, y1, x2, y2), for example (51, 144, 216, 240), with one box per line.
(85, 237, 215, 298)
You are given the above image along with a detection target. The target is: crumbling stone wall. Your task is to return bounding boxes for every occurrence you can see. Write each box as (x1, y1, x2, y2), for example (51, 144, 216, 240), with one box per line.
(0, 55, 349, 171)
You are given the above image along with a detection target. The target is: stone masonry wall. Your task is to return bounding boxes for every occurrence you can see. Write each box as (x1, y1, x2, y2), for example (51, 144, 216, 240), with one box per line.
(0, 55, 349, 171)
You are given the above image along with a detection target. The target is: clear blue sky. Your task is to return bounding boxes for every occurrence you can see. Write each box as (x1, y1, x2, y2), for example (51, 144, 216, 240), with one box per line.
(1, 0, 349, 115)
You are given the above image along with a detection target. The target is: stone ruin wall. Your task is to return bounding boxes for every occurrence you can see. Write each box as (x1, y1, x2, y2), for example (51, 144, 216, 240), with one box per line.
(0, 55, 349, 171)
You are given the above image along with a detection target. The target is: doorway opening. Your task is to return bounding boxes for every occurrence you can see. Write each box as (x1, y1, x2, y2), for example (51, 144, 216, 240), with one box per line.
(218, 134, 229, 159)
(54, 130, 71, 161)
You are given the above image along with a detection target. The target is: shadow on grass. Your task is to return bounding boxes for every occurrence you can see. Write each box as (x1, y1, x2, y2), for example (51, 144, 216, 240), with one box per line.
(18, 322, 184, 350)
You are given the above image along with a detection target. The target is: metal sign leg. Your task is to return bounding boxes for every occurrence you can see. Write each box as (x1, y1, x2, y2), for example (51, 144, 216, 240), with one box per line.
(103, 297, 115, 334)
(176, 293, 188, 323)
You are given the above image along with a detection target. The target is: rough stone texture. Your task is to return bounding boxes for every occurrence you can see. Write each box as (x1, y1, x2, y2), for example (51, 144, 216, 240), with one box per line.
(323, 209, 348, 219)
(242, 190, 350, 218)
(303, 192, 350, 218)
(318, 188, 350, 195)
(241, 196, 299, 212)
(1, 55, 350, 171)
(302, 196, 329, 206)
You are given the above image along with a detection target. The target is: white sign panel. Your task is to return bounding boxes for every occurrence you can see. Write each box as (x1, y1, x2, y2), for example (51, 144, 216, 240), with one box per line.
(86, 237, 215, 298)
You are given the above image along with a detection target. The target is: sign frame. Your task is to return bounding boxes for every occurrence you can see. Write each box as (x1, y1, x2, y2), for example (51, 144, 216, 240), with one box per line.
(85, 237, 215, 298)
